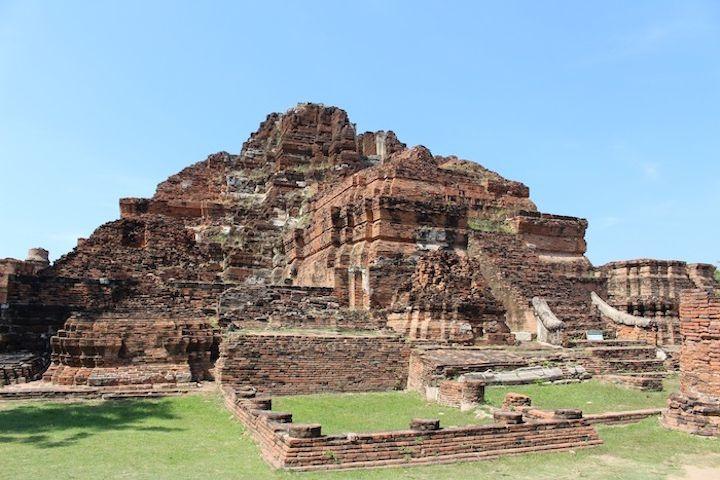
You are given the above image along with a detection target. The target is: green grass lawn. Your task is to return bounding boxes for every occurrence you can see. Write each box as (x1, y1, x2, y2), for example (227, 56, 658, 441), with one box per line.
(1, 383, 718, 480)
(273, 390, 488, 434)
(484, 376, 680, 414)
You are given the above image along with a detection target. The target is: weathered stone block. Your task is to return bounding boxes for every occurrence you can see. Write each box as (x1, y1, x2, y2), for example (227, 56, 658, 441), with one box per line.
(554, 409, 583, 420)
(410, 418, 440, 431)
(493, 411, 525, 424)
(288, 423, 322, 438)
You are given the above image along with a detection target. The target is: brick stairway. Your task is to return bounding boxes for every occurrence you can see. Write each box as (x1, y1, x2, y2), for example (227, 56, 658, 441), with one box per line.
(469, 232, 607, 342)
(570, 339, 668, 378)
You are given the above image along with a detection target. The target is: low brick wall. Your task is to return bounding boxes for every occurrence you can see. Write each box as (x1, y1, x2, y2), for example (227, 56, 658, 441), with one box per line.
(519, 406, 661, 426)
(614, 323, 664, 346)
(584, 409, 662, 426)
(216, 332, 410, 394)
(222, 387, 602, 471)
(502, 390, 662, 427)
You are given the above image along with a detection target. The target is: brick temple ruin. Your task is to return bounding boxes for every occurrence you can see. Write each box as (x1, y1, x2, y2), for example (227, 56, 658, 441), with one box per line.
(1, 103, 718, 468)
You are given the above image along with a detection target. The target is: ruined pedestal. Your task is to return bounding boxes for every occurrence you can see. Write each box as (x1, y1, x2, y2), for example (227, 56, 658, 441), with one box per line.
(45, 313, 219, 386)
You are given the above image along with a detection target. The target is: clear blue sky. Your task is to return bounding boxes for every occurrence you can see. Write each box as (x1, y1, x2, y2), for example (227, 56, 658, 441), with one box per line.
(1, 1, 718, 266)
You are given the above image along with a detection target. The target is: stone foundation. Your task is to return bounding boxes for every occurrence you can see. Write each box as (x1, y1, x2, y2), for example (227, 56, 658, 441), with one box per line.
(217, 285, 387, 331)
(0, 380, 206, 401)
(407, 345, 587, 397)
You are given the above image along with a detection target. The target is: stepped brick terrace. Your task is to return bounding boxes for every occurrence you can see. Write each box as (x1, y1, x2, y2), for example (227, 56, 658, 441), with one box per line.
(1, 103, 718, 471)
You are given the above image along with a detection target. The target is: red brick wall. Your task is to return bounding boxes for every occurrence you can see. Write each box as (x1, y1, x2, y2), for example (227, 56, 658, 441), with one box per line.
(468, 232, 605, 340)
(216, 333, 409, 394)
(677, 290, 720, 399)
(662, 289, 720, 436)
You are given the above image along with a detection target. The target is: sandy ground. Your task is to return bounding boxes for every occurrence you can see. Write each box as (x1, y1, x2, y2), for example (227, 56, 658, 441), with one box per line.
(669, 464, 720, 479)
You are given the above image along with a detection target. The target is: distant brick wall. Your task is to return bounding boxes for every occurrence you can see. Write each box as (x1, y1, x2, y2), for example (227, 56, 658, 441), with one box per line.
(613, 323, 661, 345)
(216, 333, 409, 394)
(600, 259, 711, 346)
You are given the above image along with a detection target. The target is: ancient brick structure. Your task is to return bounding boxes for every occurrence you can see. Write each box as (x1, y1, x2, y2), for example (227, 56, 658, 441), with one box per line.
(284, 146, 534, 314)
(1, 249, 52, 351)
(0, 249, 126, 385)
(5, 102, 718, 471)
(46, 313, 219, 386)
(387, 251, 512, 344)
(511, 211, 589, 257)
(662, 289, 720, 436)
(468, 230, 605, 342)
(601, 260, 716, 346)
(0, 352, 47, 385)
(0, 102, 716, 395)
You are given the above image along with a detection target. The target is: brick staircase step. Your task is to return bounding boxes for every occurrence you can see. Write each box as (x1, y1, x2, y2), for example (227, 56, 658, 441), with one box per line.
(586, 346, 657, 360)
(602, 358, 666, 372)
(570, 339, 649, 348)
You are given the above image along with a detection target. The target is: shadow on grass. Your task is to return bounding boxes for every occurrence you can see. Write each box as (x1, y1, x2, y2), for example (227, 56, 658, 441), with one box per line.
(0, 399, 182, 448)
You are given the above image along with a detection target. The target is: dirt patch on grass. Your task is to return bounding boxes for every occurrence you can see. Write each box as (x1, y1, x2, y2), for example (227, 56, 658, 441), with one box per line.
(670, 465, 720, 480)
(668, 453, 720, 480)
